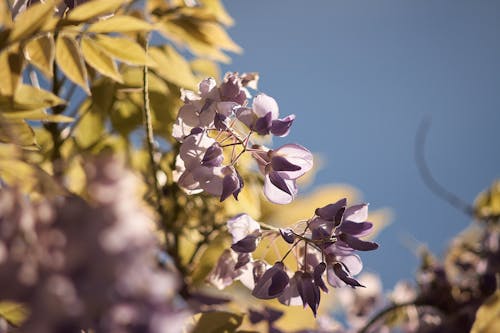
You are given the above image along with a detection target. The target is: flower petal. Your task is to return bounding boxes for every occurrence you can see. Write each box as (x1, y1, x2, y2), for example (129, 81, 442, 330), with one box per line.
(253, 93, 279, 119)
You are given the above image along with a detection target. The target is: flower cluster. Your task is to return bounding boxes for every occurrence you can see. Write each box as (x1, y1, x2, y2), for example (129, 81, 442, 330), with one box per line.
(173, 73, 313, 204)
(0, 158, 188, 333)
(208, 198, 379, 316)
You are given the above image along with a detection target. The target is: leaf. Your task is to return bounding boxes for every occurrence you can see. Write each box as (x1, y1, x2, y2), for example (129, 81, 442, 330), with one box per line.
(0, 301, 29, 327)
(81, 37, 123, 83)
(87, 15, 153, 33)
(0, 46, 24, 95)
(190, 58, 220, 79)
(471, 290, 500, 333)
(192, 312, 244, 333)
(13, 84, 65, 111)
(199, 0, 235, 26)
(0, 0, 13, 29)
(149, 45, 198, 89)
(93, 34, 155, 66)
(55, 34, 89, 94)
(0, 119, 38, 149)
(199, 21, 241, 53)
(23, 33, 55, 78)
(5, 110, 74, 123)
(66, 0, 130, 22)
(7, 0, 56, 43)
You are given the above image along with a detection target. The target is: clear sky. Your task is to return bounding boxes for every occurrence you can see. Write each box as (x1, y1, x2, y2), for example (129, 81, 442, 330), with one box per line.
(221, 0, 500, 289)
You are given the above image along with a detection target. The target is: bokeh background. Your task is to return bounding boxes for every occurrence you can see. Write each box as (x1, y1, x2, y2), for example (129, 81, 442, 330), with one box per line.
(221, 0, 500, 290)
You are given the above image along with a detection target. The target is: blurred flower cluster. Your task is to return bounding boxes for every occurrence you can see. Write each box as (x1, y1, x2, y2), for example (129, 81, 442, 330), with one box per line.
(173, 73, 313, 204)
(0, 158, 188, 333)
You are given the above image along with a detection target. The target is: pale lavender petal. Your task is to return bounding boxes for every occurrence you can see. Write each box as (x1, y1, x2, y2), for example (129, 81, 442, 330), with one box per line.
(278, 272, 303, 306)
(198, 78, 217, 98)
(235, 106, 255, 129)
(179, 132, 215, 169)
(220, 172, 240, 202)
(206, 249, 239, 290)
(172, 104, 199, 140)
(308, 217, 334, 241)
(273, 144, 313, 179)
(253, 93, 279, 119)
(195, 166, 223, 196)
(227, 213, 260, 244)
(216, 101, 238, 116)
(340, 253, 363, 276)
(264, 174, 297, 204)
(271, 114, 295, 137)
(344, 204, 369, 223)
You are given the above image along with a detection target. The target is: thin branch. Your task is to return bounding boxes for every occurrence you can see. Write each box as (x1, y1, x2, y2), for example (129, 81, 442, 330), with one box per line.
(415, 118, 475, 217)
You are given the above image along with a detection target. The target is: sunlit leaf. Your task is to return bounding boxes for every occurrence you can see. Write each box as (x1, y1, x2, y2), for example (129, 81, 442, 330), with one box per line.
(23, 33, 55, 78)
(93, 34, 155, 66)
(199, 22, 241, 53)
(471, 290, 500, 333)
(190, 58, 220, 79)
(475, 180, 500, 220)
(0, 0, 13, 29)
(55, 34, 89, 94)
(0, 119, 38, 149)
(87, 15, 153, 33)
(199, 0, 235, 26)
(0, 301, 29, 327)
(12, 84, 65, 111)
(192, 311, 243, 333)
(149, 45, 198, 89)
(66, 0, 130, 22)
(0, 46, 24, 95)
(7, 0, 56, 43)
(81, 37, 123, 83)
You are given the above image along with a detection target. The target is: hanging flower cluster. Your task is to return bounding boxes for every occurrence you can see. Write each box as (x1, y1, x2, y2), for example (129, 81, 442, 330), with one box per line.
(172, 73, 313, 204)
(208, 198, 379, 316)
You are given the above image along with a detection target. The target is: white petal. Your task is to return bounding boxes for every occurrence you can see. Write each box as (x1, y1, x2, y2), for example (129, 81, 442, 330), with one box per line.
(227, 214, 261, 243)
(344, 204, 369, 223)
(263, 174, 297, 204)
(252, 94, 279, 118)
(273, 144, 313, 179)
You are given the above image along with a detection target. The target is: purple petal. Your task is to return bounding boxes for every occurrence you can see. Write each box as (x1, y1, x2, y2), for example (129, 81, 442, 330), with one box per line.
(202, 143, 223, 167)
(268, 171, 292, 195)
(252, 262, 289, 299)
(271, 114, 295, 137)
(309, 217, 334, 241)
(314, 262, 329, 293)
(315, 198, 347, 221)
(253, 93, 279, 118)
(234, 252, 251, 270)
(231, 234, 259, 253)
(235, 106, 255, 129)
(227, 213, 260, 244)
(233, 170, 244, 200)
(333, 263, 364, 288)
(271, 155, 301, 172)
(253, 112, 273, 135)
(278, 272, 303, 306)
(339, 233, 379, 251)
(297, 272, 321, 316)
(339, 221, 373, 237)
(272, 144, 313, 180)
(279, 228, 295, 244)
(214, 113, 228, 131)
(216, 101, 238, 116)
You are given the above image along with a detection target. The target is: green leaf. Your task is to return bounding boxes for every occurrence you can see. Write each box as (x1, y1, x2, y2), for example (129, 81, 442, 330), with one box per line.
(81, 37, 123, 83)
(55, 34, 89, 94)
(0, 301, 29, 327)
(93, 34, 156, 66)
(0, 119, 38, 149)
(7, 0, 56, 43)
(192, 312, 244, 333)
(23, 33, 55, 79)
(149, 45, 198, 89)
(471, 290, 500, 333)
(199, 0, 235, 26)
(87, 16, 153, 33)
(0, 46, 24, 95)
(66, 0, 130, 22)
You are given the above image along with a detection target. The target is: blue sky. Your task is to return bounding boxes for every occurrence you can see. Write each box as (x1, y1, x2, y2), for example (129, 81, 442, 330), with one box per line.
(221, 0, 500, 289)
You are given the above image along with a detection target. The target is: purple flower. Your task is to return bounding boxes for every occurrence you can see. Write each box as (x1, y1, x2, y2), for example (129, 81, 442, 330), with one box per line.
(227, 214, 261, 253)
(253, 144, 313, 204)
(252, 262, 290, 299)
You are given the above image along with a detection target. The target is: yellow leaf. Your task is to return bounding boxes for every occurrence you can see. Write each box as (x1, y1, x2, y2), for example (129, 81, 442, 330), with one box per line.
(81, 37, 123, 83)
(190, 58, 220, 79)
(471, 290, 500, 333)
(12, 84, 65, 111)
(0, 45, 24, 95)
(475, 180, 500, 219)
(55, 34, 89, 94)
(93, 34, 155, 66)
(0, 301, 29, 327)
(87, 15, 153, 33)
(199, 0, 234, 26)
(8, 0, 56, 43)
(23, 33, 55, 78)
(199, 21, 241, 53)
(66, 0, 130, 22)
(0, 0, 13, 29)
(149, 45, 198, 89)
(0, 119, 38, 149)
